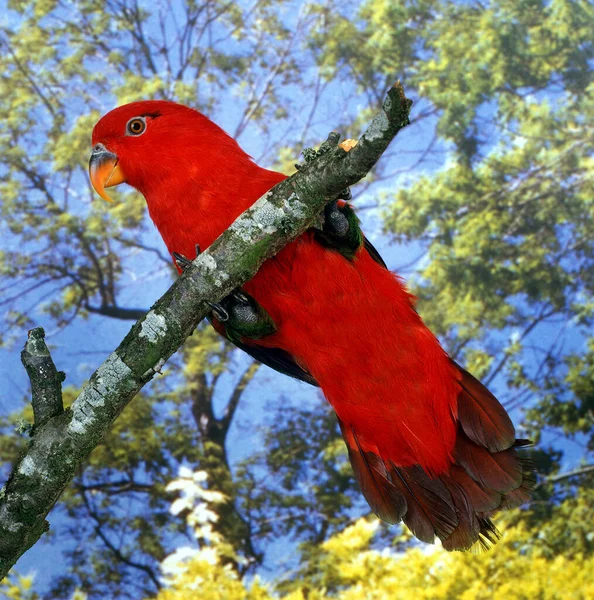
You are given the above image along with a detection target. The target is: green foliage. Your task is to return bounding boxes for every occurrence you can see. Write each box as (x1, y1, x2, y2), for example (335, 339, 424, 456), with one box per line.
(235, 401, 359, 546)
(526, 339, 594, 451)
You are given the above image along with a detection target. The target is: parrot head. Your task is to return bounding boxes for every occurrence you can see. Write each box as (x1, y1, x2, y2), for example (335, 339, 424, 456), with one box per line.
(89, 100, 285, 254)
(89, 100, 249, 204)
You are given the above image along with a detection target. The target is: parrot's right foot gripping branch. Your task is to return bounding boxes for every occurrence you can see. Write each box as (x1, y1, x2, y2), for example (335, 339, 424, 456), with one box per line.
(298, 142, 364, 260)
(314, 195, 364, 260)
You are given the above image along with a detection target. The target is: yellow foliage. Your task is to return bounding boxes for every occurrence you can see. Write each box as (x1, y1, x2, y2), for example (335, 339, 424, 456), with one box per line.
(155, 553, 271, 600)
(0, 573, 38, 600)
(311, 517, 594, 600)
(153, 504, 594, 600)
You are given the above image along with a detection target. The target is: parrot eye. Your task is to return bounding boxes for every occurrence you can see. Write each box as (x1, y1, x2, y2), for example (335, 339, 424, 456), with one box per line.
(126, 117, 147, 136)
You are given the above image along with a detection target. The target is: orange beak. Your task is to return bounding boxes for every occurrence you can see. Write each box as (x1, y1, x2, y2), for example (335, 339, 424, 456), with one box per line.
(89, 143, 126, 203)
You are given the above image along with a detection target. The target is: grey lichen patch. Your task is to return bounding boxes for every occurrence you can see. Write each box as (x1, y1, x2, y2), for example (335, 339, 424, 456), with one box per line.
(231, 191, 312, 248)
(68, 353, 132, 436)
(233, 189, 309, 239)
(252, 200, 283, 232)
(198, 254, 217, 274)
(211, 269, 229, 288)
(232, 215, 261, 243)
(232, 200, 284, 243)
(215, 270, 229, 283)
(0, 514, 23, 534)
(17, 455, 38, 478)
(194, 253, 231, 288)
(364, 109, 391, 143)
(285, 193, 307, 219)
(139, 310, 168, 344)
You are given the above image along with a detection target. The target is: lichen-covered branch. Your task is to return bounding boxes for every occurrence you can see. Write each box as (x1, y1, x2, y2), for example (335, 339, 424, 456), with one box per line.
(20, 328, 64, 426)
(0, 82, 412, 581)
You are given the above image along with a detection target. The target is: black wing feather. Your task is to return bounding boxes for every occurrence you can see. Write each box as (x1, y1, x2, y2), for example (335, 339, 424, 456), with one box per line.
(231, 337, 319, 387)
(363, 237, 388, 268)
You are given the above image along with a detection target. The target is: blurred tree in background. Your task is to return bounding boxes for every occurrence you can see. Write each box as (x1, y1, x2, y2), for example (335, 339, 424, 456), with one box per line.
(0, 0, 592, 597)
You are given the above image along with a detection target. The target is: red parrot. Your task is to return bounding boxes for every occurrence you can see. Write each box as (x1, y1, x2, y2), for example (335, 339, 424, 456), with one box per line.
(89, 101, 533, 551)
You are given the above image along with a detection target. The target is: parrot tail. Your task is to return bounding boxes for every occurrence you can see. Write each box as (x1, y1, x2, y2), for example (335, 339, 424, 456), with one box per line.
(340, 363, 535, 552)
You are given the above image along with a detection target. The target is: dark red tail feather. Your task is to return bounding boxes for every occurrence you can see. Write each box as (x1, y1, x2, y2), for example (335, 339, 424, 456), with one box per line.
(455, 362, 516, 452)
(343, 423, 407, 524)
(454, 433, 522, 494)
(389, 463, 458, 544)
(339, 363, 535, 551)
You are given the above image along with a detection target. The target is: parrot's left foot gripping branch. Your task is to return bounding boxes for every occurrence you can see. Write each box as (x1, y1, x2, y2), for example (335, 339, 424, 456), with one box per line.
(173, 248, 276, 343)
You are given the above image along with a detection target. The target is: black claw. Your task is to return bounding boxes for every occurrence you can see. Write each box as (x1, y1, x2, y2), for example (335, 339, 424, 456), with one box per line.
(207, 302, 229, 322)
(231, 290, 250, 305)
(173, 252, 192, 271)
(173, 245, 201, 271)
(338, 188, 352, 201)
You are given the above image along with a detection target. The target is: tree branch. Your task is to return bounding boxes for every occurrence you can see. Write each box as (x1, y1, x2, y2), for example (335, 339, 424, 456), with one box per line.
(538, 464, 594, 487)
(220, 362, 260, 434)
(80, 489, 161, 592)
(0, 82, 412, 580)
(20, 328, 64, 427)
(85, 305, 149, 321)
(484, 307, 557, 386)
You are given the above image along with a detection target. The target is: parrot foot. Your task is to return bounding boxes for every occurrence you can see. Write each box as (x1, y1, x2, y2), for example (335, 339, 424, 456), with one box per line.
(207, 301, 229, 322)
(314, 197, 363, 260)
(171, 248, 276, 339)
(206, 291, 252, 323)
(213, 289, 276, 343)
(172, 251, 192, 271)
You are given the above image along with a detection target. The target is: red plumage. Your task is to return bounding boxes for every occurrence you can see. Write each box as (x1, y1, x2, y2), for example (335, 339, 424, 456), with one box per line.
(91, 100, 534, 551)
